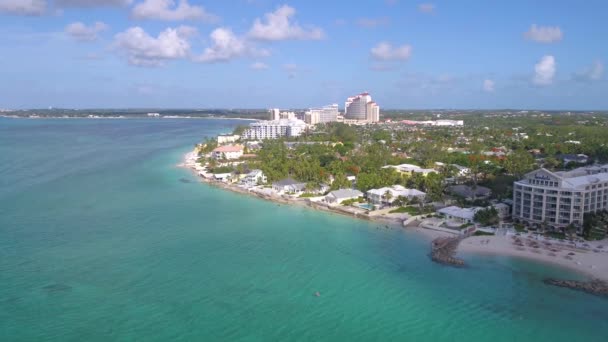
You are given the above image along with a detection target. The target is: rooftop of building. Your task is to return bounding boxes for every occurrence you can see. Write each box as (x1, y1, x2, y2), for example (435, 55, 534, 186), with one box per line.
(327, 189, 364, 198)
(438, 206, 482, 220)
(213, 144, 244, 153)
(518, 165, 608, 189)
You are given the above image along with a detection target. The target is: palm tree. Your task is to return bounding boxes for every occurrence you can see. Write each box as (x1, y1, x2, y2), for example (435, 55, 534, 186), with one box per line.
(383, 190, 393, 206)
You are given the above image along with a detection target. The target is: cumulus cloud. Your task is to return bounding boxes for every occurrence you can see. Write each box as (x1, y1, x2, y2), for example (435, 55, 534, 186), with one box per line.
(356, 17, 390, 28)
(533, 55, 556, 85)
(65, 21, 109, 42)
(524, 24, 563, 43)
(0, 0, 46, 15)
(248, 5, 324, 41)
(370, 42, 412, 61)
(483, 79, 495, 92)
(418, 3, 435, 13)
(131, 0, 218, 22)
(113, 26, 196, 66)
(250, 61, 269, 70)
(194, 27, 269, 63)
(56, 0, 132, 6)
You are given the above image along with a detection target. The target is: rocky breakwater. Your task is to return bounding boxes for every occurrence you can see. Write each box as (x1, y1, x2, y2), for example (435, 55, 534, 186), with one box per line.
(544, 278, 608, 297)
(431, 237, 465, 267)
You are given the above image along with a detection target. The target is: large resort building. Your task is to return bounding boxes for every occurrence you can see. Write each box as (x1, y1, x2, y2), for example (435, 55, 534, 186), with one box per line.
(241, 118, 306, 140)
(304, 104, 339, 125)
(513, 165, 608, 231)
(344, 92, 380, 123)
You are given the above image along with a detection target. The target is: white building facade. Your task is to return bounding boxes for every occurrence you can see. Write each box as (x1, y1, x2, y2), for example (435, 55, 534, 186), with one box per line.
(513, 165, 608, 231)
(241, 119, 307, 140)
(305, 104, 339, 125)
(345, 92, 380, 123)
(269, 108, 280, 121)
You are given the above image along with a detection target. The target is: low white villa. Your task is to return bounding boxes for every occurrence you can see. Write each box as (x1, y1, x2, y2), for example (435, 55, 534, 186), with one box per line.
(382, 164, 437, 176)
(367, 185, 426, 205)
(213, 173, 232, 183)
(212, 145, 244, 160)
(272, 178, 307, 194)
(241, 169, 266, 187)
(325, 189, 364, 204)
(438, 206, 482, 224)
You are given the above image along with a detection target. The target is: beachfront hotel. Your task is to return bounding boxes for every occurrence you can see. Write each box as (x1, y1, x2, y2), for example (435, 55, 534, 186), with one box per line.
(344, 92, 380, 123)
(512, 165, 608, 231)
(241, 118, 306, 140)
(304, 104, 339, 125)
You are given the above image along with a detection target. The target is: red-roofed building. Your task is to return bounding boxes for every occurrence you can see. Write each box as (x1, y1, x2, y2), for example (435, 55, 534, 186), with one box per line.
(212, 144, 244, 160)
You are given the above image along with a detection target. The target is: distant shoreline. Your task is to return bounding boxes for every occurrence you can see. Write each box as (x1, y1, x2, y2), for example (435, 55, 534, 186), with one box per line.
(0, 114, 257, 121)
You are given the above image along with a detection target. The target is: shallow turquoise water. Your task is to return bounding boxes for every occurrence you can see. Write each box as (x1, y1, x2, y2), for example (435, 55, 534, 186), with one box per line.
(1, 118, 607, 341)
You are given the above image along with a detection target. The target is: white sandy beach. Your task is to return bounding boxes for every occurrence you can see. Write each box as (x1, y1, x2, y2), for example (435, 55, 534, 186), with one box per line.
(458, 235, 608, 281)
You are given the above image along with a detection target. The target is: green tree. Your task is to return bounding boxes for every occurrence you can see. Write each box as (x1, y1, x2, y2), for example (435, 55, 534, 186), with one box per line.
(504, 149, 535, 179)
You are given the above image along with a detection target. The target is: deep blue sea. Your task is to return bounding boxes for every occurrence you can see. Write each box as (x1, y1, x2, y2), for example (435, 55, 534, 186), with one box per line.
(1, 118, 607, 341)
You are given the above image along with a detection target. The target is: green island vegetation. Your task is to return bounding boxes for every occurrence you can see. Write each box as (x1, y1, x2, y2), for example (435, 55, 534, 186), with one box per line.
(473, 207, 500, 226)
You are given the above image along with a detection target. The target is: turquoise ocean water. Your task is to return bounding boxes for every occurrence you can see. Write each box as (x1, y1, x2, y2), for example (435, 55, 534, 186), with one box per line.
(1, 118, 607, 341)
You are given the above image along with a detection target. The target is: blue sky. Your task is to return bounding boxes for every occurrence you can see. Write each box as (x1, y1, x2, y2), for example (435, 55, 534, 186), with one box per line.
(0, 0, 607, 110)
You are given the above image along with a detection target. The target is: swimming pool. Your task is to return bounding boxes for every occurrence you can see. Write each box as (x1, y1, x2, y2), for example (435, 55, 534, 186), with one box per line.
(355, 203, 374, 210)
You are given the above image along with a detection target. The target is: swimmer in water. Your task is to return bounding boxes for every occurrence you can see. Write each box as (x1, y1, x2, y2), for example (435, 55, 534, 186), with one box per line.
(314, 291, 320, 297)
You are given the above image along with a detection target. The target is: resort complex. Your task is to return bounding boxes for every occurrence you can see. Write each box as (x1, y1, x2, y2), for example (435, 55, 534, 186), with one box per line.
(513, 165, 608, 231)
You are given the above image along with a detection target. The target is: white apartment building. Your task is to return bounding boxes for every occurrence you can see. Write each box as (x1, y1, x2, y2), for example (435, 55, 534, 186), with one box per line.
(345, 92, 380, 122)
(217, 134, 240, 144)
(269, 108, 280, 121)
(241, 119, 307, 140)
(513, 165, 608, 231)
(305, 104, 339, 125)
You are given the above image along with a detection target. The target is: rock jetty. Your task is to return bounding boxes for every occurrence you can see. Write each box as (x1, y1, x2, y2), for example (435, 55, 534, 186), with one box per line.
(431, 237, 465, 266)
(544, 278, 608, 297)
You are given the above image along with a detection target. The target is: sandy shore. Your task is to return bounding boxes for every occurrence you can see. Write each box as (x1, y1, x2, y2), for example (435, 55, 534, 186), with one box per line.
(458, 235, 608, 281)
(180, 151, 608, 281)
(179, 151, 406, 227)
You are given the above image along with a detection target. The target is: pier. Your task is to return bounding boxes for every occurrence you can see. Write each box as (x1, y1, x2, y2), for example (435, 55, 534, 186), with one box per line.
(431, 237, 465, 266)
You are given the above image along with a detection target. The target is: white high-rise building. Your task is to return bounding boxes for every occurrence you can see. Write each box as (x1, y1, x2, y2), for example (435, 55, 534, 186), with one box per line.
(513, 165, 608, 232)
(305, 104, 339, 125)
(241, 119, 307, 140)
(269, 108, 280, 121)
(279, 111, 296, 120)
(345, 92, 380, 122)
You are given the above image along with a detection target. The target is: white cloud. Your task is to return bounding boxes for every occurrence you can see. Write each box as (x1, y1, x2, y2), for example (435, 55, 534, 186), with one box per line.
(573, 60, 604, 81)
(418, 3, 435, 13)
(250, 61, 269, 70)
(524, 24, 563, 43)
(113, 26, 196, 66)
(248, 5, 324, 41)
(65, 21, 109, 42)
(588, 60, 604, 80)
(56, 0, 132, 6)
(0, 0, 46, 15)
(533, 55, 556, 85)
(356, 17, 390, 28)
(131, 0, 218, 22)
(483, 79, 495, 92)
(195, 28, 245, 63)
(370, 42, 412, 61)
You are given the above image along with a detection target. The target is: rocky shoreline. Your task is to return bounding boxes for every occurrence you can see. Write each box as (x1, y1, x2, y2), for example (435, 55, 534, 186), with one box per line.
(543, 278, 608, 297)
(431, 237, 466, 266)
